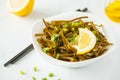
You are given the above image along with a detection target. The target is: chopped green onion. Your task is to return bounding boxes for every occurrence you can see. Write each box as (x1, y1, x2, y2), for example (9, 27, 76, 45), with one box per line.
(48, 73, 54, 77)
(79, 21, 83, 25)
(54, 26, 59, 31)
(56, 54, 60, 59)
(51, 34, 60, 42)
(42, 47, 49, 53)
(96, 37, 99, 41)
(51, 37, 56, 42)
(92, 31, 97, 35)
(67, 38, 74, 42)
(63, 28, 68, 32)
(96, 34, 101, 40)
(33, 66, 37, 72)
(52, 44, 56, 48)
(71, 28, 75, 32)
(58, 78, 61, 80)
(32, 77, 36, 80)
(20, 70, 25, 75)
(63, 23, 69, 28)
(73, 34, 77, 38)
(71, 22, 79, 26)
(55, 34, 60, 37)
(42, 77, 47, 80)
(67, 34, 78, 42)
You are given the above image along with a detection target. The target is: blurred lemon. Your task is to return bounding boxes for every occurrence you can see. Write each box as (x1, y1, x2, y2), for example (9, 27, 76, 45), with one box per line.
(71, 28, 96, 55)
(8, 0, 34, 16)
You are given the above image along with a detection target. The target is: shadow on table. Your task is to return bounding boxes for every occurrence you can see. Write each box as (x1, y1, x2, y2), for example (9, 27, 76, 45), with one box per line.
(25, 9, 63, 21)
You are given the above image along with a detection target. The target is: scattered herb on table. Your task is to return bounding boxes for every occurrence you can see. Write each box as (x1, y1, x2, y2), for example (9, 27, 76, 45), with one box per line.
(48, 73, 54, 77)
(33, 66, 37, 72)
(20, 70, 25, 75)
(32, 76, 36, 80)
(42, 77, 47, 80)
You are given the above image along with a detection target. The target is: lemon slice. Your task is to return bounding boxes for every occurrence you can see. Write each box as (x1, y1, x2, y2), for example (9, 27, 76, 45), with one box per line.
(76, 28, 96, 54)
(8, 0, 34, 16)
(71, 28, 96, 54)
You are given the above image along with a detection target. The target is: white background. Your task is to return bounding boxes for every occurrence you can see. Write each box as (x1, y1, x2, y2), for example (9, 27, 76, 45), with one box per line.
(0, 0, 120, 80)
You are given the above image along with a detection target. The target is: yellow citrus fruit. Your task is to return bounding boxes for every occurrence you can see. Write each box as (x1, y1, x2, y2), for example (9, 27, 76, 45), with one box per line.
(8, 0, 34, 16)
(71, 28, 96, 55)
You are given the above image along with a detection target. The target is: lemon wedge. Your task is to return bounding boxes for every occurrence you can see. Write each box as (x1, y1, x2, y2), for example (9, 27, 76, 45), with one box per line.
(71, 28, 96, 54)
(77, 28, 96, 54)
(8, 0, 34, 16)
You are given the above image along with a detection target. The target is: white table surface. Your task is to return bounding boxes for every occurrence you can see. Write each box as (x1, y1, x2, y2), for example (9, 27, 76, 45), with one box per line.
(0, 0, 120, 80)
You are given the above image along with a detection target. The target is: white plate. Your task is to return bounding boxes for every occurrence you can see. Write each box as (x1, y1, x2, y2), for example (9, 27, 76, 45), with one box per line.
(32, 12, 117, 68)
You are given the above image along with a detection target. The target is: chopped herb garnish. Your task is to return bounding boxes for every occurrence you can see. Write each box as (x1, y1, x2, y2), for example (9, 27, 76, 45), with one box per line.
(32, 77, 36, 80)
(92, 31, 97, 35)
(58, 78, 61, 80)
(71, 22, 79, 26)
(20, 70, 25, 75)
(67, 34, 78, 42)
(51, 34, 60, 42)
(48, 73, 54, 77)
(42, 77, 47, 80)
(79, 21, 83, 25)
(67, 38, 74, 42)
(63, 28, 68, 32)
(56, 54, 60, 59)
(73, 34, 77, 38)
(33, 66, 37, 72)
(63, 23, 69, 28)
(52, 44, 56, 48)
(96, 37, 99, 41)
(54, 26, 59, 31)
(71, 27, 75, 32)
(42, 47, 49, 53)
